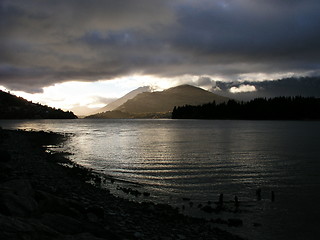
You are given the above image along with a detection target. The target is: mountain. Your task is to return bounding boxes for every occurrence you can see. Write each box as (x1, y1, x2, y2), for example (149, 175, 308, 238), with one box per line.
(86, 85, 229, 118)
(115, 85, 229, 114)
(87, 110, 133, 119)
(93, 86, 152, 114)
(0, 90, 77, 119)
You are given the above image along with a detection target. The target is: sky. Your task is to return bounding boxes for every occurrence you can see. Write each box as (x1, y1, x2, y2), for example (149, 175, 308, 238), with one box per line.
(1, 0, 320, 115)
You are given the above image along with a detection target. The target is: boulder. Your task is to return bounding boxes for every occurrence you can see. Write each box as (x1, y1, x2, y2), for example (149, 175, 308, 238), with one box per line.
(35, 190, 85, 219)
(0, 150, 13, 181)
(86, 205, 104, 222)
(0, 192, 38, 217)
(201, 205, 215, 213)
(41, 213, 84, 235)
(58, 232, 107, 240)
(0, 179, 38, 217)
(0, 150, 11, 162)
(227, 218, 243, 227)
(0, 214, 59, 240)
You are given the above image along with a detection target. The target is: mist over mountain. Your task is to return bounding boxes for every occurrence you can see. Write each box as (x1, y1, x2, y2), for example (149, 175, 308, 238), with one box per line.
(0, 90, 77, 119)
(94, 86, 152, 114)
(87, 85, 229, 118)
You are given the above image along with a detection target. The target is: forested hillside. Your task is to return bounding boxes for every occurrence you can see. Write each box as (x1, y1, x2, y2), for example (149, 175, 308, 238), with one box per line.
(0, 90, 77, 119)
(172, 97, 320, 120)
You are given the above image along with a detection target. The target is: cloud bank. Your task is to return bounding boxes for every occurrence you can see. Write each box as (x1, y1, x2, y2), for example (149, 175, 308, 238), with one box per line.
(207, 76, 320, 100)
(1, 0, 320, 92)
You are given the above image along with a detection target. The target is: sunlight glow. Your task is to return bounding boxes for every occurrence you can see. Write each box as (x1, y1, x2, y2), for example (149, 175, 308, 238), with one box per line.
(2, 71, 299, 115)
(1, 75, 185, 115)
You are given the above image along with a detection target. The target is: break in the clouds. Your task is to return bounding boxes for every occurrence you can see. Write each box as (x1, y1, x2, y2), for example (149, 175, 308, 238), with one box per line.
(229, 85, 256, 94)
(1, 0, 320, 92)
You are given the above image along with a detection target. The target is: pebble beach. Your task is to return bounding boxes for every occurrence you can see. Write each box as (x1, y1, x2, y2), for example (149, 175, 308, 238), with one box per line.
(0, 129, 245, 240)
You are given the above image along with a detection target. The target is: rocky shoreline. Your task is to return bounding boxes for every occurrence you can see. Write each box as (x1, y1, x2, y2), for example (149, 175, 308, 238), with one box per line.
(0, 129, 246, 240)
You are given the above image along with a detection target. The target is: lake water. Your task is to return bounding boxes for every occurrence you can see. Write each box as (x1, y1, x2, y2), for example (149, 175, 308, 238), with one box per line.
(1, 119, 320, 240)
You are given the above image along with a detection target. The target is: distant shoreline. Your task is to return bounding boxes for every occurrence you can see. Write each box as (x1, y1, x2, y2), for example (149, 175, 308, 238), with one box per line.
(0, 129, 245, 240)
(172, 97, 320, 120)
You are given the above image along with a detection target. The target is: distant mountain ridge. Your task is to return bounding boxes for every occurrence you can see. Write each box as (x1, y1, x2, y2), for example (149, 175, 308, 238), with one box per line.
(87, 85, 229, 118)
(116, 84, 229, 113)
(95, 86, 152, 113)
(0, 90, 77, 119)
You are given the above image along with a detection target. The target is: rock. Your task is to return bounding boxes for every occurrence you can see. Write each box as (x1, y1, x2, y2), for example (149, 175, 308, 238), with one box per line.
(253, 222, 262, 227)
(227, 218, 243, 227)
(0, 179, 34, 196)
(130, 189, 142, 197)
(0, 192, 38, 217)
(0, 214, 35, 233)
(177, 234, 186, 239)
(0, 179, 38, 217)
(117, 186, 142, 196)
(41, 213, 84, 235)
(82, 221, 117, 239)
(0, 214, 59, 240)
(271, 191, 275, 202)
(35, 190, 85, 219)
(213, 218, 228, 225)
(0, 150, 11, 162)
(134, 231, 144, 238)
(86, 206, 104, 222)
(0, 164, 13, 182)
(59, 232, 107, 240)
(143, 192, 150, 197)
(201, 205, 215, 213)
(86, 212, 99, 223)
(256, 188, 262, 201)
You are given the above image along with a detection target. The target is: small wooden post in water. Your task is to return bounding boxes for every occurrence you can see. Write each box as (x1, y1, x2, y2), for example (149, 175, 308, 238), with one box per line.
(234, 195, 239, 211)
(235, 196, 239, 207)
(256, 188, 261, 201)
(271, 191, 275, 202)
(219, 193, 224, 206)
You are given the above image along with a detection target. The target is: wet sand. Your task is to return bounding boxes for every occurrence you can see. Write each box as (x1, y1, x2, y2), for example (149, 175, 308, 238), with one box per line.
(0, 129, 245, 240)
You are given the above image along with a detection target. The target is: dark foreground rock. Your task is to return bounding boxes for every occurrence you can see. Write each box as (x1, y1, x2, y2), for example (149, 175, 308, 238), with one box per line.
(0, 129, 246, 240)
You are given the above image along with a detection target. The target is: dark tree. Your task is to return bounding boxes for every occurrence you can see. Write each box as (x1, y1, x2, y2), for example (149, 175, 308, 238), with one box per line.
(0, 90, 77, 119)
(172, 97, 320, 120)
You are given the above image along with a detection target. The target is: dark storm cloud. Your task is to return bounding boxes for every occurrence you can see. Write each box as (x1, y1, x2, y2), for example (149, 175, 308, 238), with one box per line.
(209, 76, 320, 100)
(173, 0, 320, 63)
(197, 77, 213, 87)
(1, 0, 320, 92)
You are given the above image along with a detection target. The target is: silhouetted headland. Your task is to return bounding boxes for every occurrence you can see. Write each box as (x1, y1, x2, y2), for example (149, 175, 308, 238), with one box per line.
(0, 90, 77, 119)
(0, 128, 245, 240)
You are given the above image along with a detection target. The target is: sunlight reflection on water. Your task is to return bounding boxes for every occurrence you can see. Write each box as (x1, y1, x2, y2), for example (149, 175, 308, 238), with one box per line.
(1, 119, 320, 240)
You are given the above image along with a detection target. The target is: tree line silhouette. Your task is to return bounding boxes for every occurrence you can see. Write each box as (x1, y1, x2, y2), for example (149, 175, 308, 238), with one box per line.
(172, 96, 320, 120)
(0, 90, 77, 119)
